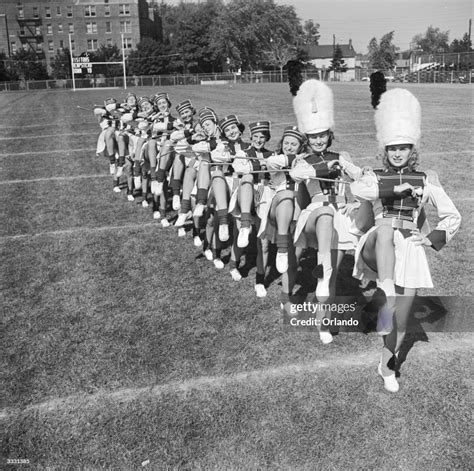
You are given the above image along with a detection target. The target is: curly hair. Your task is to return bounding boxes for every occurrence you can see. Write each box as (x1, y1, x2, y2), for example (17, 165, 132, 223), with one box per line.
(378, 146, 420, 171)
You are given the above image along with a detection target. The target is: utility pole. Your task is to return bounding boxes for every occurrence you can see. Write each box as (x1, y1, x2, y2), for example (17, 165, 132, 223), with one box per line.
(469, 18, 472, 50)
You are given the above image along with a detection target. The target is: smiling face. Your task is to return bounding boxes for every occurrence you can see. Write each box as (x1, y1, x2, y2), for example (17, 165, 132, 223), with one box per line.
(251, 131, 267, 150)
(179, 108, 193, 123)
(307, 130, 330, 153)
(140, 101, 153, 114)
(156, 98, 169, 113)
(386, 144, 412, 168)
(201, 119, 217, 136)
(223, 123, 241, 141)
(282, 135, 301, 155)
(126, 95, 137, 107)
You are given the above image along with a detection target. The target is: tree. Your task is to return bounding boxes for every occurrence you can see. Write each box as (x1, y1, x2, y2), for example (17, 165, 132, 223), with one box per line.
(450, 33, 472, 52)
(89, 44, 123, 77)
(329, 44, 348, 80)
(301, 19, 320, 45)
(50, 48, 71, 79)
(367, 31, 398, 70)
(127, 38, 174, 75)
(411, 26, 450, 53)
(0, 52, 16, 81)
(8, 49, 49, 81)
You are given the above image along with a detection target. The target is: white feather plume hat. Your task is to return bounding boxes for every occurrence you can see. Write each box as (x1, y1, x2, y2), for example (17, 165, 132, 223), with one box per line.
(293, 79, 334, 134)
(375, 88, 421, 148)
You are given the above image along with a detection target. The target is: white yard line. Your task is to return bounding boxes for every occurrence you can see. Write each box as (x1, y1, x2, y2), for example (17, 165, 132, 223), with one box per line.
(0, 132, 90, 141)
(0, 174, 108, 185)
(0, 148, 93, 157)
(0, 334, 471, 419)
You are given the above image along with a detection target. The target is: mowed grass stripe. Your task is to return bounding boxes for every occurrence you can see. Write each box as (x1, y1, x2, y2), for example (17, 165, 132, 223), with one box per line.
(1, 334, 471, 420)
(0, 148, 93, 157)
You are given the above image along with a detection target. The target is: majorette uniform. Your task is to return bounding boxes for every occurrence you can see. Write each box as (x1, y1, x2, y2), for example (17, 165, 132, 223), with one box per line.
(351, 167, 461, 289)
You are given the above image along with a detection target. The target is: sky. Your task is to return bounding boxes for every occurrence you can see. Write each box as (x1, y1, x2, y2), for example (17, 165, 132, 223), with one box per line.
(274, 0, 472, 53)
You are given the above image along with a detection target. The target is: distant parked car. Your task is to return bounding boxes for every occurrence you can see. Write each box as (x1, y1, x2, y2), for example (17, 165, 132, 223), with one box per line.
(384, 75, 395, 82)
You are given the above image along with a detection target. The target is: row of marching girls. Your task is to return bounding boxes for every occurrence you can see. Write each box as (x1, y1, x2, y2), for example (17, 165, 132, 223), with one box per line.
(94, 80, 461, 393)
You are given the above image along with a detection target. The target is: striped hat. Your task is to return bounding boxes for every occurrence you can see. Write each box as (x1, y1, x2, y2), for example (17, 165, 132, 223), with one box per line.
(249, 121, 271, 139)
(198, 107, 218, 125)
(218, 114, 244, 133)
(152, 92, 171, 107)
(282, 125, 306, 144)
(137, 96, 152, 108)
(176, 99, 195, 115)
(104, 97, 117, 106)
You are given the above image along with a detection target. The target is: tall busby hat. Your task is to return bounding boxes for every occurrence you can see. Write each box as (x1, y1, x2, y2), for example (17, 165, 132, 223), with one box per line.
(176, 99, 195, 115)
(249, 121, 271, 139)
(375, 88, 421, 148)
(152, 92, 171, 107)
(198, 107, 218, 125)
(219, 114, 245, 133)
(292, 79, 335, 135)
(282, 125, 306, 145)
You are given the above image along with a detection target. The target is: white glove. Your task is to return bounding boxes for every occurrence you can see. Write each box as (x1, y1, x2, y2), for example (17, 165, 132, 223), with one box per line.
(232, 157, 252, 175)
(99, 119, 110, 130)
(121, 113, 133, 124)
(170, 130, 185, 142)
(94, 107, 106, 116)
(211, 143, 232, 163)
(138, 120, 149, 131)
(289, 161, 316, 181)
(192, 141, 210, 153)
(153, 122, 168, 133)
(105, 103, 117, 112)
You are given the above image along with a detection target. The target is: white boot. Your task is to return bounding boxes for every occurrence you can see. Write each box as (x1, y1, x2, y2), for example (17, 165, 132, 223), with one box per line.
(378, 347, 399, 393)
(376, 279, 396, 336)
(315, 253, 332, 301)
(276, 252, 288, 274)
(172, 195, 181, 211)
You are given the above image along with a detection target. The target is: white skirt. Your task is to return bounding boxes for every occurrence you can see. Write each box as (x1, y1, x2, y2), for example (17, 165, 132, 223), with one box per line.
(293, 202, 358, 251)
(352, 226, 434, 289)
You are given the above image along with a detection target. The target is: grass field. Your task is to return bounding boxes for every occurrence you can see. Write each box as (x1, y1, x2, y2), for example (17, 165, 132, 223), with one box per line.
(1, 82, 473, 469)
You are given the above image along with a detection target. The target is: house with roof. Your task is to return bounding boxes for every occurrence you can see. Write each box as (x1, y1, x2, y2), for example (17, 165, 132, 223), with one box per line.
(303, 40, 357, 81)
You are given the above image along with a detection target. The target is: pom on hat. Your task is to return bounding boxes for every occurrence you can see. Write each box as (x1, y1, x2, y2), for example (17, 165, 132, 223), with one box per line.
(152, 92, 171, 107)
(198, 107, 218, 124)
(369, 71, 387, 109)
(293, 80, 334, 135)
(287, 59, 304, 97)
(219, 114, 245, 133)
(282, 125, 306, 144)
(176, 99, 195, 115)
(249, 121, 271, 139)
(375, 88, 421, 148)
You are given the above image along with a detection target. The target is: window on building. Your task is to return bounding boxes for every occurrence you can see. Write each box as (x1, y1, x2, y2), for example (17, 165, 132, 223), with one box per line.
(71, 39, 75, 51)
(123, 38, 133, 49)
(58, 24, 63, 33)
(68, 23, 74, 34)
(11, 41, 17, 54)
(86, 22, 97, 34)
(19, 28, 25, 37)
(106, 38, 113, 47)
(36, 43, 43, 52)
(33, 7, 39, 18)
(45, 6, 51, 18)
(85, 6, 96, 17)
(119, 4, 130, 15)
(67, 6, 73, 17)
(105, 22, 112, 33)
(87, 39, 98, 51)
(104, 5, 111, 16)
(59, 39, 64, 49)
(48, 40, 54, 52)
(120, 21, 131, 33)
(56, 6, 61, 16)
(47, 24, 53, 35)
(17, 6, 24, 19)
(35, 26, 41, 36)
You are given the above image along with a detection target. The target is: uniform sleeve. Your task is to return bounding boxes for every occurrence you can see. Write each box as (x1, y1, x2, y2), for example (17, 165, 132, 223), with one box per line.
(266, 153, 289, 170)
(350, 173, 381, 200)
(423, 171, 461, 251)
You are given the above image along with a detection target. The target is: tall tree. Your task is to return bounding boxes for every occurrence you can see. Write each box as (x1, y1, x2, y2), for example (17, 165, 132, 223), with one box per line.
(329, 44, 348, 80)
(8, 49, 49, 80)
(50, 48, 72, 79)
(450, 32, 472, 52)
(89, 44, 123, 77)
(367, 31, 398, 70)
(301, 19, 320, 45)
(412, 26, 450, 53)
(127, 38, 174, 75)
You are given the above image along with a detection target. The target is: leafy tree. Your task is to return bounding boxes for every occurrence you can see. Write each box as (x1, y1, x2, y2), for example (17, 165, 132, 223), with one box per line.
(127, 37, 175, 75)
(450, 33, 472, 52)
(0, 52, 16, 81)
(89, 44, 123, 77)
(301, 19, 320, 45)
(50, 48, 72, 79)
(367, 31, 398, 70)
(8, 49, 49, 80)
(412, 26, 450, 53)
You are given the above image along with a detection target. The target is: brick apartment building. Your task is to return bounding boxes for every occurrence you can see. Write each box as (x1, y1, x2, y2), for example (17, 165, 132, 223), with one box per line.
(0, 0, 161, 70)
